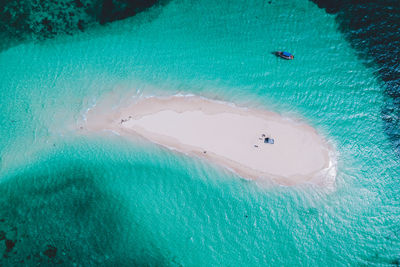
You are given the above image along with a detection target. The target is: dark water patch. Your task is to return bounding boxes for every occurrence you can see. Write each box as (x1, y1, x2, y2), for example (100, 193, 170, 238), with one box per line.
(0, 0, 171, 52)
(43, 245, 57, 258)
(100, 0, 157, 24)
(310, 0, 400, 155)
(0, 155, 167, 265)
(5, 239, 16, 253)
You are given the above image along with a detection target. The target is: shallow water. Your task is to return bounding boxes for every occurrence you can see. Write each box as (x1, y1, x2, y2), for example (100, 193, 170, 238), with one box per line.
(0, 0, 399, 265)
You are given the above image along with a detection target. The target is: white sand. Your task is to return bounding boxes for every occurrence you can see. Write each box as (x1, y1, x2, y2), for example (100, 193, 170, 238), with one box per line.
(84, 96, 335, 186)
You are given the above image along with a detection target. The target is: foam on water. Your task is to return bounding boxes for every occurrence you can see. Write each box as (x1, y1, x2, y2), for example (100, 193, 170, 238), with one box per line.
(0, 0, 399, 265)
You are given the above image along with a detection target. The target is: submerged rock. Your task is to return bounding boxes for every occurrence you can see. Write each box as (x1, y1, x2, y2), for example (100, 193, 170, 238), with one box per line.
(0, 0, 94, 39)
(0, 230, 5, 240)
(43, 245, 57, 258)
(99, 0, 158, 24)
(5, 239, 16, 253)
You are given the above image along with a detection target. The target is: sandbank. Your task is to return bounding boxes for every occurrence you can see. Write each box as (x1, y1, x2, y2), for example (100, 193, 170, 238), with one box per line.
(84, 96, 335, 186)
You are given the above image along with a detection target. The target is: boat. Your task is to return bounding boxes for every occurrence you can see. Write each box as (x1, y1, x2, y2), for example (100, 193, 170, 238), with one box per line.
(275, 51, 294, 60)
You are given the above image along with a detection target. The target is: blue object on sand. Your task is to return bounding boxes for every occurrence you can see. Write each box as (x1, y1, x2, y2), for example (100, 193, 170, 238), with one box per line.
(264, 137, 274, 144)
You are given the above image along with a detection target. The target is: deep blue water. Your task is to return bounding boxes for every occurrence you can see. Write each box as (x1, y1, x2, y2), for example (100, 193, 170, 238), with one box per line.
(312, 0, 400, 154)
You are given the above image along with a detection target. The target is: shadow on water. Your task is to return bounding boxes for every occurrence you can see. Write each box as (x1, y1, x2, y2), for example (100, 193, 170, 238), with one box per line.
(0, 0, 172, 53)
(0, 157, 167, 266)
(309, 0, 400, 155)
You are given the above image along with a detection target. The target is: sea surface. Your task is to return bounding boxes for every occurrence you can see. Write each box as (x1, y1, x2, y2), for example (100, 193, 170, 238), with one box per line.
(1, 0, 400, 265)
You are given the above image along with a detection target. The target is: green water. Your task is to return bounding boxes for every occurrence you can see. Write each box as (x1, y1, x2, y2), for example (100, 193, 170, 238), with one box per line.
(1, 0, 399, 265)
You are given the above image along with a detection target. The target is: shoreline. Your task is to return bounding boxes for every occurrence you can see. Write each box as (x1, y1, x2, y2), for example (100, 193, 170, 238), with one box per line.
(83, 95, 336, 186)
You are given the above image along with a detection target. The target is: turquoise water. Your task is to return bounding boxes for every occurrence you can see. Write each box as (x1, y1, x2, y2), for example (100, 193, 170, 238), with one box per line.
(1, 0, 400, 265)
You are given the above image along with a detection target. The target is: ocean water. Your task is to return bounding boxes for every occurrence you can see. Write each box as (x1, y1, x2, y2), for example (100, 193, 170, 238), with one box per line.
(1, 0, 399, 265)
(311, 0, 400, 155)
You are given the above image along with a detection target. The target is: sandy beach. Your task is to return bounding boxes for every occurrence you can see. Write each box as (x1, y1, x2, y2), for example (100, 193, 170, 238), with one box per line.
(84, 96, 335, 186)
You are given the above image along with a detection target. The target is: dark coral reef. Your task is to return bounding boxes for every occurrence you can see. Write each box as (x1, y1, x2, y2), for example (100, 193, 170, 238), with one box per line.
(0, 0, 163, 41)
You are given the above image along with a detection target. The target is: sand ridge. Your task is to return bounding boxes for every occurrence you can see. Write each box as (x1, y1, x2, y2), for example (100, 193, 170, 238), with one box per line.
(84, 95, 336, 186)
